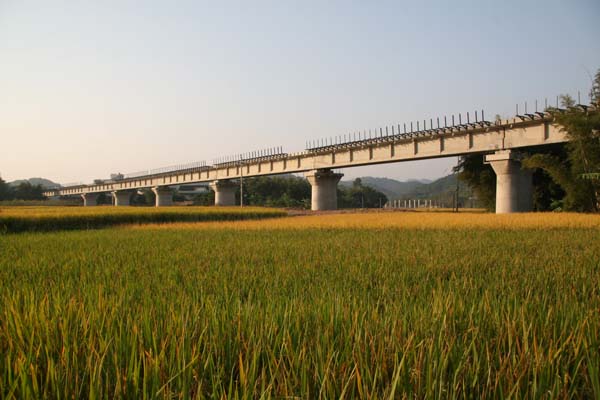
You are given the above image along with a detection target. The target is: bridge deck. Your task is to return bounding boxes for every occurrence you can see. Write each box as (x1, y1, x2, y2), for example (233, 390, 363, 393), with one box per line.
(45, 112, 568, 197)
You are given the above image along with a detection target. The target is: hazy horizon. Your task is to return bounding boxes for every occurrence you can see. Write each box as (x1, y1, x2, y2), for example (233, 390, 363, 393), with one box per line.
(2, 1, 599, 184)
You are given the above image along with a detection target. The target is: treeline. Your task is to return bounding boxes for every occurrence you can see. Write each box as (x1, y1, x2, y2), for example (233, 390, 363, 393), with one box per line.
(86, 175, 387, 209)
(457, 68, 600, 212)
(192, 175, 388, 208)
(0, 175, 386, 209)
(0, 179, 46, 201)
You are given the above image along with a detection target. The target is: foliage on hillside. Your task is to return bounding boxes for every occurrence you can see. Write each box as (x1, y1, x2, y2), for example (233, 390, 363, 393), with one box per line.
(397, 173, 477, 208)
(340, 177, 426, 199)
(8, 177, 59, 189)
(338, 178, 388, 208)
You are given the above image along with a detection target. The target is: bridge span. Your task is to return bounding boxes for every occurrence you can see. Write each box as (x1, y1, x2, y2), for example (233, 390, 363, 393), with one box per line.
(43, 108, 584, 213)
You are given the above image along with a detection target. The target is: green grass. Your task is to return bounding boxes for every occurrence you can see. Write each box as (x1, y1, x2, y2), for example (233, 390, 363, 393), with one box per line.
(0, 206, 286, 233)
(1, 224, 599, 398)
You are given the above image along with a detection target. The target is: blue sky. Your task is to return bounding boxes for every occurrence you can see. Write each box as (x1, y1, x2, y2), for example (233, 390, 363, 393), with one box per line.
(1, 1, 599, 183)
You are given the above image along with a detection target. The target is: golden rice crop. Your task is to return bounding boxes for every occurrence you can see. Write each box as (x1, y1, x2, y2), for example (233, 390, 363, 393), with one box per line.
(129, 210, 600, 231)
(0, 206, 286, 233)
(0, 210, 599, 398)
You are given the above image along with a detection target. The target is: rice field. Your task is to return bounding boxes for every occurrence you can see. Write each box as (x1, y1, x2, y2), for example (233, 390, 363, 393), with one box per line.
(0, 206, 286, 233)
(1, 210, 599, 398)
(131, 210, 600, 231)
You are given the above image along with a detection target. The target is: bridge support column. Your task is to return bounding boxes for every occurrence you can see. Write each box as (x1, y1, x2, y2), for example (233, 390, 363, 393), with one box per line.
(486, 150, 533, 213)
(81, 193, 99, 207)
(112, 190, 134, 206)
(305, 169, 343, 211)
(152, 186, 173, 207)
(209, 180, 237, 206)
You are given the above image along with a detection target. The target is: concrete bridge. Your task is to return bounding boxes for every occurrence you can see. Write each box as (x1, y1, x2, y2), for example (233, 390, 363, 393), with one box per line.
(43, 107, 587, 213)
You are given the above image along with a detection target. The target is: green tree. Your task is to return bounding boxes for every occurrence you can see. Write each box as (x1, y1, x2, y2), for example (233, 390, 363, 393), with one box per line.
(339, 178, 387, 208)
(172, 189, 186, 203)
(591, 68, 600, 107)
(193, 191, 215, 206)
(454, 155, 496, 211)
(96, 192, 112, 205)
(131, 191, 151, 206)
(458, 69, 600, 212)
(0, 176, 13, 201)
(241, 176, 311, 208)
(12, 182, 45, 200)
(523, 89, 600, 211)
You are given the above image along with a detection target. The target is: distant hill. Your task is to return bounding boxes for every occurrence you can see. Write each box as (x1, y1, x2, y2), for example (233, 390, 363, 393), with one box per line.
(8, 178, 61, 189)
(341, 174, 478, 207)
(340, 177, 430, 199)
(400, 174, 459, 199)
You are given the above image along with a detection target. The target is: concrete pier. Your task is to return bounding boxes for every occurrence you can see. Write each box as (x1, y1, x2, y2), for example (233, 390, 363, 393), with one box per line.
(151, 186, 173, 207)
(209, 180, 237, 206)
(486, 150, 533, 213)
(112, 190, 134, 206)
(305, 169, 343, 211)
(81, 193, 99, 207)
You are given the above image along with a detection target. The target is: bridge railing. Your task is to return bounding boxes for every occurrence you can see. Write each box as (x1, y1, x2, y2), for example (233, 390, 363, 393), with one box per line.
(303, 100, 594, 153)
(305, 110, 495, 152)
(122, 160, 209, 179)
(211, 147, 290, 168)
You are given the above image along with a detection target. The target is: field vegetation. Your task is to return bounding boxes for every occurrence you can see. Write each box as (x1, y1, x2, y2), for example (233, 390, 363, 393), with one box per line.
(132, 210, 600, 231)
(0, 206, 286, 233)
(0, 211, 599, 398)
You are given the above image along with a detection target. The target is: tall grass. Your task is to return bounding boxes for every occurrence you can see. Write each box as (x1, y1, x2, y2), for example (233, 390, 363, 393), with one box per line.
(0, 206, 286, 233)
(0, 216, 599, 398)
(0, 199, 81, 207)
(131, 211, 600, 231)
